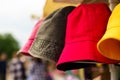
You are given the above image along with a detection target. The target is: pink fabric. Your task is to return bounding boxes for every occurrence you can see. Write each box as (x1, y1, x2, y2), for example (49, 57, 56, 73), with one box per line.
(18, 19, 43, 56)
(57, 3, 119, 68)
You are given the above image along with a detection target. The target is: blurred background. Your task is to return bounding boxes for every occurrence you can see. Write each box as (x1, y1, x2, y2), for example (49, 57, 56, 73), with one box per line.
(0, 0, 120, 80)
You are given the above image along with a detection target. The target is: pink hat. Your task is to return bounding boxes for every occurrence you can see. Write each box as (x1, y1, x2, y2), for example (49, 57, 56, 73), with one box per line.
(18, 19, 43, 56)
(57, 3, 120, 71)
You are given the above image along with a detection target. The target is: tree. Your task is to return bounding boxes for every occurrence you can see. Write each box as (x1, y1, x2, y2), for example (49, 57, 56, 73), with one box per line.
(0, 33, 20, 59)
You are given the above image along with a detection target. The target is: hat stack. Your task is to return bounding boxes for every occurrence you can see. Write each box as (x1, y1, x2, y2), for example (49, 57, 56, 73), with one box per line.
(29, 6, 75, 62)
(18, 3, 120, 72)
(57, 3, 120, 71)
(17, 19, 43, 56)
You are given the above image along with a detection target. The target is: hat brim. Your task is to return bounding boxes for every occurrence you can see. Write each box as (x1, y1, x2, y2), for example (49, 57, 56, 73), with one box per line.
(17, 39, 33, 56)
(57, 40, 119, 71)
(97, 27, 120, 60)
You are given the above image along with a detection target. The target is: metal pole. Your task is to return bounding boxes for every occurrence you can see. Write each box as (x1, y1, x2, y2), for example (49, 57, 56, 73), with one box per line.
(108, 0, 119, 80)
(109, 64, 118, 80)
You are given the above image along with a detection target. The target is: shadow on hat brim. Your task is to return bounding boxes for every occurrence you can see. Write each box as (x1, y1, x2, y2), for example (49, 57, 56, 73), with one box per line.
(97, 27, 120, 60)
(57, 61, 97, 71)
(57, 40, 119, 71)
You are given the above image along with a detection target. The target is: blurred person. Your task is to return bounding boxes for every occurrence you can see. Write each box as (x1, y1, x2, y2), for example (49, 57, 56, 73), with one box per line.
(45, 61, 53, 80)
(84, 64, 105, 80)
(0, 52, 7, 80)
(9, 53, 26, 80)
(27, 58, 51, 80)
(26, 57, 36, 80)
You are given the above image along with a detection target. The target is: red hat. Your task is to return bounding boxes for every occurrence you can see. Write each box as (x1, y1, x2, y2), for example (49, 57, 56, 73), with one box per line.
(57, 3, 120, 71)
(17, 19, 43, 56)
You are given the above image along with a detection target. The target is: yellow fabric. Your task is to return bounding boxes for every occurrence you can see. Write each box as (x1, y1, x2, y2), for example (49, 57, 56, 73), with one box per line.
(43, 0, 79, 17)
(96, 63, 102, 67)
(78, 69, 85, 80)
(97, 3, 120, 60)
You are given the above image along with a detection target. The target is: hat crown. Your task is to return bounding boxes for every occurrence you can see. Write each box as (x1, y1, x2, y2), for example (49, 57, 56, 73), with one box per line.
(29, 6, 75, 62)
(29, 19, 43, 40)
(107, 3, 120, 30)
(38, 6, 75, 44)
(66, 3, 111, 43)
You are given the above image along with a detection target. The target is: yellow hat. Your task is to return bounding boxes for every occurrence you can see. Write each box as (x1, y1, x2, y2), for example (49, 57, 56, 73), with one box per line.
(43, 0, 108, 17)
(97, 3, 120, 60)
(43, 0, 79, 17)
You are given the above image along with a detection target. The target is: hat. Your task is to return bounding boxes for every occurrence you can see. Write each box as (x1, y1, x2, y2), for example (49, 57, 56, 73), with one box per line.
(97, 3, 120, 60)
(17, 19, 43, 56)
(29, 6, 75, 62)
(43, 0, 79, 17)
(57, 3, 120, 71)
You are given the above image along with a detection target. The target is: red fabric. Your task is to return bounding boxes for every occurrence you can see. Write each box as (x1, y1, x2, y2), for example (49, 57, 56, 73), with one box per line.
(19, 19, 43, 56)
(57, 3, 119, 68)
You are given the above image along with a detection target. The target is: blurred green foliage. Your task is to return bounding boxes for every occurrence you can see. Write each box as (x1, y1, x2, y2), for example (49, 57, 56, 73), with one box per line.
(0, 33, 20, 59)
